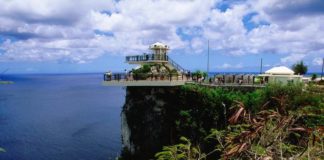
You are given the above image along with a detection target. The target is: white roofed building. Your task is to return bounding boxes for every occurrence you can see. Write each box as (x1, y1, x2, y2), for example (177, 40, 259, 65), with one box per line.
(258, 66, 303, 84)
(265, 66, 294, 75)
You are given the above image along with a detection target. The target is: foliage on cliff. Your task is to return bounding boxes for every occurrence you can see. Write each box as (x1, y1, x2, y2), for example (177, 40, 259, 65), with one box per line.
(156, 83, 324, 160)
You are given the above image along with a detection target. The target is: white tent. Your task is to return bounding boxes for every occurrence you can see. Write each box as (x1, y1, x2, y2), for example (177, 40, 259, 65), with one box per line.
(265, 66, 294, 75)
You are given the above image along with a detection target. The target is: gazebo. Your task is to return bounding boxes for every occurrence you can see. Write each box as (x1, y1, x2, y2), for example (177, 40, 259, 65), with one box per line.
(258, 66, 302, 84)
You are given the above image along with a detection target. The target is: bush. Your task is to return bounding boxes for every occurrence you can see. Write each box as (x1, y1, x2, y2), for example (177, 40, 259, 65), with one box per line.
(292, 61, 308, 75)
(311, 73, 317, 81)
(132, 64, 152, 80)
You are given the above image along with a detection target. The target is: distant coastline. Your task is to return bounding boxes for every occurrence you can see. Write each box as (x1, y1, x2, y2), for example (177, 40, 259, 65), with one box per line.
(0, 81, 14, 85)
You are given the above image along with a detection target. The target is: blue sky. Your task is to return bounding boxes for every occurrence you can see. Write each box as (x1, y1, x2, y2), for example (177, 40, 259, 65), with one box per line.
(0, 0, 323, 74)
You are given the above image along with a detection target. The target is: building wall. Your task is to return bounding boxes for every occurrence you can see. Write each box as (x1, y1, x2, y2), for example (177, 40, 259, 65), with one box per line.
(268, 76, 302, 84)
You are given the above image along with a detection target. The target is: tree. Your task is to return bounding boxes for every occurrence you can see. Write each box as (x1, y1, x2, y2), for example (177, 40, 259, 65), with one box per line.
(311, 74, 317, 81)
(292, 61, 308, 75)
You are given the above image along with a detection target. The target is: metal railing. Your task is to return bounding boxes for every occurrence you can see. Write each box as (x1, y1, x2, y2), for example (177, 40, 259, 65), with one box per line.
(104, 73, 188, 81)
(103, 73, 265, 86)
(126, 54, 168, 62)
(125, 54, 189, 74)
(167, 56, 188, 73)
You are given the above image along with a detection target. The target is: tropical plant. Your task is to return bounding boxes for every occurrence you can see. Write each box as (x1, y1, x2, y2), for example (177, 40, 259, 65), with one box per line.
(155, 137, 206, 160)
(311, 73, 317, 81)
(132, 64, 152, 80)
(192, 70, 207, 78)
(292, 61, 308, 75)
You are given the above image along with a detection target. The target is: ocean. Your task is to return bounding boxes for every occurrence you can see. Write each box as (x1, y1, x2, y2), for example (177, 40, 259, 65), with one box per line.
(0, 74, 125, 160)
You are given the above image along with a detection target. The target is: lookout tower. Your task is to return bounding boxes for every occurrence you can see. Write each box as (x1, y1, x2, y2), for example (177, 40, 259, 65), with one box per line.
(126, 42, 170, 64)
(103, 42, 189, 86)
(149, 42, 169, 61)
(125, 42, 187, 73)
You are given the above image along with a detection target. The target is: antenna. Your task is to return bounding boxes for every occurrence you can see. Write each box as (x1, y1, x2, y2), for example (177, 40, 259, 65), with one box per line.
(260, 58, 263, 74)
(207, 40, 210, 78)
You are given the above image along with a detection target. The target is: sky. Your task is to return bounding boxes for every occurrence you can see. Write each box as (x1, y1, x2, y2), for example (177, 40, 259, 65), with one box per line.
(0, 0, 323, 74)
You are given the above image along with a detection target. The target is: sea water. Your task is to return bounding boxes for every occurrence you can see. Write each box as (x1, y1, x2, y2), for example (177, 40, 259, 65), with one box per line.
(0, 74, 125, 160)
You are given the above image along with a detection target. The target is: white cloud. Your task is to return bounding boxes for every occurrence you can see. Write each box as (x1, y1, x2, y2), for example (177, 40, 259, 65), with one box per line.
(280, 54, 306, 64)
(312, 57, 323, 66)
(216, 63, 243, 69)
(0, 0, 323, 67)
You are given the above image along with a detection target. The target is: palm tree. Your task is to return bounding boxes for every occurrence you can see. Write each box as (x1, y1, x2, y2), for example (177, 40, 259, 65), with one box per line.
(292, 61, 308, 75)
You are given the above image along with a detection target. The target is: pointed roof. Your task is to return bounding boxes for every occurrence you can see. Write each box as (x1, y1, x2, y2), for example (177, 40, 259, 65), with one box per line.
(149, 42, 169, 49)
(265, 66, 294, 75)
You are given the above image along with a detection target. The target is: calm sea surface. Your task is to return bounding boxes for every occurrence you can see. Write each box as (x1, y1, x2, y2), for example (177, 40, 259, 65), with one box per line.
(0, 74, 125, 160)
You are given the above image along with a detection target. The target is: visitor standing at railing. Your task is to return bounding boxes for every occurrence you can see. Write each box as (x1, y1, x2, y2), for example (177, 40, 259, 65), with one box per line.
(124, 69, 128, 81)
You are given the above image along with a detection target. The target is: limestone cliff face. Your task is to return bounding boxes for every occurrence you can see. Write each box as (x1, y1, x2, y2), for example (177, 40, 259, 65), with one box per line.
(121, 87, 181, 159)
(119, 85, 258, 159)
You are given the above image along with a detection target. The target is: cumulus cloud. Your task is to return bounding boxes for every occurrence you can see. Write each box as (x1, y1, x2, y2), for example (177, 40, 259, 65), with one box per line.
(216, 63, 243, 69)
(0, 0, 323, 66)
(280, 54, 306, 65)
(312, 57, 323, 66)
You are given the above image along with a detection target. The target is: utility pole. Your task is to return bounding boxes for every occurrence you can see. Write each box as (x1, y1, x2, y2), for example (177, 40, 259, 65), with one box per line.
(207, 40, 210, 78)
(321, 58, 324, 80)
(260, 58, 263, 74)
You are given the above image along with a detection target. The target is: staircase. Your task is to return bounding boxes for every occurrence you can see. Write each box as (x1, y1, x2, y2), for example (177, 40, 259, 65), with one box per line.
(166, 56, 188, 73)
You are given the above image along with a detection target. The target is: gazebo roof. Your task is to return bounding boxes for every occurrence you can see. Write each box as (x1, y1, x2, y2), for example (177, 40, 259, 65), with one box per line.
(265, 66, 294, 75)
(150, 42, 169, 49)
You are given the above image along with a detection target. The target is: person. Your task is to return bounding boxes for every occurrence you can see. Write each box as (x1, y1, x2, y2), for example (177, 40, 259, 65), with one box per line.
(106, 71, 112, 81)
(187, 71, 191, 80)
(124, 69, 128, 81)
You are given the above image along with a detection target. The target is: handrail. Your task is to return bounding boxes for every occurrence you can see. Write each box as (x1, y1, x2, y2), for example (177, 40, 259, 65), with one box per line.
(167, 55, 188, 73)
(126, 54, 168, 62)
(104, 73, 188, 81)
(103, 72, 265, 85)
(125, 54, 188, 73)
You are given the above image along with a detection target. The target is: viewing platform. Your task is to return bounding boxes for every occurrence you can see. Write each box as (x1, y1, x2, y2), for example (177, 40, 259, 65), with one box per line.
(126, 54, 168, 64)
(103, 42, 266, 87)
(103, 72, 266, 87)
(103, 73, 189, 86)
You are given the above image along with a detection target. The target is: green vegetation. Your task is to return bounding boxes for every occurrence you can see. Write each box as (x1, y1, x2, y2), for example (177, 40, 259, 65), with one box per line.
(131, 64, 179, 80)
(292, 61, 308, 75)
(156, 83, 324, 159)
(0, 81, 14, 84)
(191, 70, 207, 81)
(132, 64, 152, 79)
(311, 73, 317, 81)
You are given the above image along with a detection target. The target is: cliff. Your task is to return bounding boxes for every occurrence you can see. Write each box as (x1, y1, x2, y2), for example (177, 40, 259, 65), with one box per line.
(121, 86, 181, 159)
(119, 85, 244, 159)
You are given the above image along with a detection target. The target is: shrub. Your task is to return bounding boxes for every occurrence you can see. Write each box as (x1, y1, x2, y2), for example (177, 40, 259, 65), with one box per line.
(311, 74, 317, 81)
